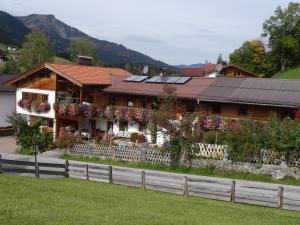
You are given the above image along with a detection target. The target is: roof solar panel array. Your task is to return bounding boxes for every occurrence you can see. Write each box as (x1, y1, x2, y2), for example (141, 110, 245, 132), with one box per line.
(146, 76, 191, 84)
(124, 75, 148, 82)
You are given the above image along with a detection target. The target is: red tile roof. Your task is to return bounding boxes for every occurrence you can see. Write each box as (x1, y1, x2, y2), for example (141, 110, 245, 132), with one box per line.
(203, 64, 217, 73)
(4, 62, 131, 87)
(181, 68, 204, 77)
(103, 76, 216, 99)
(46, 62, 131, 86)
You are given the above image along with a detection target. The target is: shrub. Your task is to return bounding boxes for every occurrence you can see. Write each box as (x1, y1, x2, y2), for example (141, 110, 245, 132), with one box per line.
(56, 133, 82, 149)
(137, 134, 146, 143)
(202, 131, 225, 144)
(130, 132, 138, 143)
(7, 113, 53, 154)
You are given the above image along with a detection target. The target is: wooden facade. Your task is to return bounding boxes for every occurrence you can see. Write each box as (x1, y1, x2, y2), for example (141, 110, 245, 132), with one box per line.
(221, 65, 257, 78)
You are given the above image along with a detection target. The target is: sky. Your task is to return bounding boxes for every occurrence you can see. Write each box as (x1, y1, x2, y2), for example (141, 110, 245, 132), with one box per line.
(0, 0, 291, 65)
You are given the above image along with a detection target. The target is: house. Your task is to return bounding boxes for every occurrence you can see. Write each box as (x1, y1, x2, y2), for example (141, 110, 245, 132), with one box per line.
(181, 64, 218, 77)
(220, 64, 257, 77)
(4, 62, 300, 143)
(0, 74, 16, 127)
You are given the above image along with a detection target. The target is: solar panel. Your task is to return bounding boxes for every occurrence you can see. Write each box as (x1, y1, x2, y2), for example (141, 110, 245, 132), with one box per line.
(124, 75, 139, 81)
(146, 76, 191, 84)
(175, 77, 191, 84)
(165, 77, 181, 83)
(132, 75, 148, 82)
(124, 75, 148, 82)
(146, 76, 161, 83)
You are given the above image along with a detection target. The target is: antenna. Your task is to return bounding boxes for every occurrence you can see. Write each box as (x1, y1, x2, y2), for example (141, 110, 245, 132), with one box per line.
(142, 65, 149, 74)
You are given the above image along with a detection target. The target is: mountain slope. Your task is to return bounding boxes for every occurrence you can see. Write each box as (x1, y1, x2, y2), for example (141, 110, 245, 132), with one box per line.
(0, 11, 30, 45)
(176, 63, 203, 69)
(18, 14, 176, 69)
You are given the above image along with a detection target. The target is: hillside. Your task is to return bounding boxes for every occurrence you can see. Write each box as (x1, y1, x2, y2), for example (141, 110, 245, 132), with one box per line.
(14, 13, 176, 70)
(274, 66, 300, 79)
(0, 11, 30, 45)
(176, 63, 203, 69)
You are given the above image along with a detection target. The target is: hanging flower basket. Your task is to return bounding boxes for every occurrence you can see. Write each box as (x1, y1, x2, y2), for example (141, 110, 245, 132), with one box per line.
(18, 99, 50, 113)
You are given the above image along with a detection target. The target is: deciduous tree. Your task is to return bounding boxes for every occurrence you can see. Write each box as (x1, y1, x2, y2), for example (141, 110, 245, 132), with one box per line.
(20, 29, 53, 70)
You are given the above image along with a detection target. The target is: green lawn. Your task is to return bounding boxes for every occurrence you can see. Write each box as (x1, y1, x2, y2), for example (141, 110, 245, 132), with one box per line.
(62, 155, 300, 186)
(0, 174, 299, 225)
(274, 66, 300, 79)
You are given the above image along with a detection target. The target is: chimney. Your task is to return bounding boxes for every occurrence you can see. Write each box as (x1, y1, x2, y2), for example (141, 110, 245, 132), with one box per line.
(159, 67, 168, 77)
(77, 55, 93, 66)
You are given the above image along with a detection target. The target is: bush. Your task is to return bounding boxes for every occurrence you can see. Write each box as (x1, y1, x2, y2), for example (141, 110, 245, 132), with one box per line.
(7, 113, 53, 154)
(137, 134, 146, 143)
(56, 133, 82, 149)
(202, 131, 225, 144)
(130, 132, 138, 143)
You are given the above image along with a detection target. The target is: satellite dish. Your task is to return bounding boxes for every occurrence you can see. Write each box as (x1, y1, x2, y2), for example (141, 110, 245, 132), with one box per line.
(216, 64, 223, 72)
(142, 65, 149, 74)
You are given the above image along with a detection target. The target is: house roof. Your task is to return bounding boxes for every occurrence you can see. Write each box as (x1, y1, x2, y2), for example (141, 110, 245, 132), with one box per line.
(197, 77, 300, 108)
(181, 68, 204, 77)
(4, 62, 132, 87)
(0, 74, 16, 92)
(203, 64, 217, 73)
(221, 64, 257, 77)
(103, 75, 216, 99)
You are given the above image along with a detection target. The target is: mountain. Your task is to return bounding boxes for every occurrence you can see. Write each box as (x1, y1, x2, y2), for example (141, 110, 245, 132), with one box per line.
(176, 63, 203, 69)
(12, 13, 175, 70)
(0, 11, 30, 45)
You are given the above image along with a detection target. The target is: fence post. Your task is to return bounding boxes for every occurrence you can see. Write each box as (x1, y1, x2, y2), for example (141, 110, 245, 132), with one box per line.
(86, 164, 89, 180)
(230, 180, 235, 202)
(35, 162, 39, 178)
(0, 154, 2, 174)
(108, 166, 113, 184)
(64, 160, 69, 177)
(141, 171, 145, 189)
(278, 186, 284, 209)
(183, 176, 188, 197)
(140, 148, 146, 162)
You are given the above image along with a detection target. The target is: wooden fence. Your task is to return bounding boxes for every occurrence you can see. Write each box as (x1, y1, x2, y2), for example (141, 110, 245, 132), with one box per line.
(1, 154, 300, 211)
(67, 161, 300, 211)
(0, 155, 68, 178)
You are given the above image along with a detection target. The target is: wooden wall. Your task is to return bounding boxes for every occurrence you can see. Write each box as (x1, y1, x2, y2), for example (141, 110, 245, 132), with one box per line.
(222, 67, 254, 78)
(17, 72, 57, 90)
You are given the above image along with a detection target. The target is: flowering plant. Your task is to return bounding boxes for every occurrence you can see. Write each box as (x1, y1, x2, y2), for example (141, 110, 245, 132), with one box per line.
(18, 99, 50, 113)
(80, 104, 94, 118)
(67, 103, 80, 116)
(18, 99, 31, 111)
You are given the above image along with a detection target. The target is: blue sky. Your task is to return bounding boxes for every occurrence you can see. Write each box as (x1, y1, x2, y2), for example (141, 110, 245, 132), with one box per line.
(0, 0, 290, 65)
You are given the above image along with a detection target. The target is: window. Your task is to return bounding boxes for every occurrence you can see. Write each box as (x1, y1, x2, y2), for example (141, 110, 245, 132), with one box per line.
(42, 95, 48, 102)
(234, 70, 240, 76)
(32, 94, 38, 101)
(151, 99, 159, 110)
(139, 123, 147, 132)
(87, 96, 94, 103)
(187, 104, 195, 113)
(109, 96, 116, 106)
(212, 104, 221, 114)
(119, 121, 128, 131)
(238, 106, 248, 116)
(141, 100, 147, 108)
(22, 92, 30, 100)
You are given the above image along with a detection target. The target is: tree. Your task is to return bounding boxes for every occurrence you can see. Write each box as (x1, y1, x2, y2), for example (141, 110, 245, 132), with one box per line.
(20, 29, 53, 70)
(216, 53, 223, 64)
(70, 37, 100, 64)
(150, 85, 196, 167)
(229, 39, 267, 75)
(262, 2, 300, 71)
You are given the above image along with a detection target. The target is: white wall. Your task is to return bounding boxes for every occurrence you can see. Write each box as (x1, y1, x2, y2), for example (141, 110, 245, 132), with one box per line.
(0, 92, 16, 127)
(16, 88, 56, 119)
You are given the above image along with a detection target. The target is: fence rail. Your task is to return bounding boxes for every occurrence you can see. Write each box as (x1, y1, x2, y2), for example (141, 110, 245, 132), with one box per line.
(1, 154, 300, 211)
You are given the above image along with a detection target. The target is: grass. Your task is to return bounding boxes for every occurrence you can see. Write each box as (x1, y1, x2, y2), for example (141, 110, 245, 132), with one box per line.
(62, 154, 300, 186)
(0, 174, 300, 225)
(274, 66, 300, 79)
